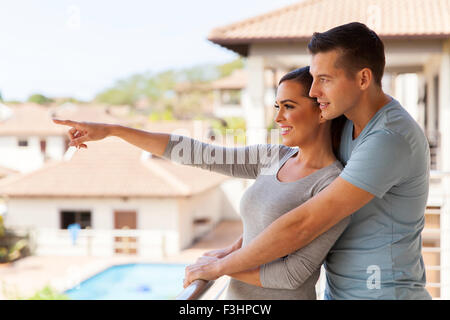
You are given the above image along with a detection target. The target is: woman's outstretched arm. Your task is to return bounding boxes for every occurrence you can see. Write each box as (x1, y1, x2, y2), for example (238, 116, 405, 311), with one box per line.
(52, 120, 170, 157)
(162, 134, 279, 179)
(52, 120, 283, 179)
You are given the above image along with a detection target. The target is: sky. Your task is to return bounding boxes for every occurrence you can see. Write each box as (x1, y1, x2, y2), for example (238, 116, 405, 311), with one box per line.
(0, 0, 301, 101)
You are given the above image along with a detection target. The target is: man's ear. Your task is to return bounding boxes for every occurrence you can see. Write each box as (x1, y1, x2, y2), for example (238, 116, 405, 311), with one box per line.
(358, 68, 372, 90)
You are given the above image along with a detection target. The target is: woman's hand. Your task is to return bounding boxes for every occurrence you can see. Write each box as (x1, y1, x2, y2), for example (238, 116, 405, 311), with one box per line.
(183, 254, 262, 288)
(202, 235, 243, 259)
(195, 255, 219, 265)
(202, 246, 233, 259)
(183, 256, 222, 288)
(52, 119, 113, 149)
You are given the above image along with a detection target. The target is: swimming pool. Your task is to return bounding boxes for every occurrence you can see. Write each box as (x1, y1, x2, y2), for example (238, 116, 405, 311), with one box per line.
(65, 263, 187, 300)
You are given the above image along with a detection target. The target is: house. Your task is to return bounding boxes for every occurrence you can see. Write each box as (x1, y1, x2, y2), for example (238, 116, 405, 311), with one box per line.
(0, 136, 240, 258)
(0, 165, 18, 216)
(0, 104, 67, 173)
(0, 165, 17, 180)
(207, 0, 450, 299)
(0, 103, 128, 174)
(211, 69, 283, 121)
(173, 82, 215, 117)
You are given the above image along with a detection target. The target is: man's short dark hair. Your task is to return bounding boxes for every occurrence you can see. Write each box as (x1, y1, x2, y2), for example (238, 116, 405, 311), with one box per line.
(308, 22, 385, 87)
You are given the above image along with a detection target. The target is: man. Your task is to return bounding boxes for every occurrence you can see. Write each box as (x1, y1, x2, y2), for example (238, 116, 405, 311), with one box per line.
(185, 22, 432, 299)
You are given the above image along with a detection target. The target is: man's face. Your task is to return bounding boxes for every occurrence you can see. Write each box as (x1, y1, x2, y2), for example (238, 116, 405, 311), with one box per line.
(309, 50, 362, 120)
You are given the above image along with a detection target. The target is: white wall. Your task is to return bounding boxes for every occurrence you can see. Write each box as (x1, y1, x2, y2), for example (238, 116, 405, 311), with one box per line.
(5, 198, 60, 229)
(244, 56, 267, 144)
(0, 135, 65, 173)
(176, 187, 224, 249)
(4, 189, 228, 257)
(0, 136, 42, 173)
(4, 197, 179, 256)
(219, 179, 247, 220)
(46, 136, 65, 161)
(4, 197, 180, 231)
(395, 73, 420, 123)
(213, 89, 245, 119)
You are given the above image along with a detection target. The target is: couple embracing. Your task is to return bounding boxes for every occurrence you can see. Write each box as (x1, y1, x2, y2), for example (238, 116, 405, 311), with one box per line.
(54, 22, 431, 300)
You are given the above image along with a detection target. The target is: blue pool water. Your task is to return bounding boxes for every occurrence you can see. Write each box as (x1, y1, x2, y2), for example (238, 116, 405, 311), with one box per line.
(65, 263, 187, 300)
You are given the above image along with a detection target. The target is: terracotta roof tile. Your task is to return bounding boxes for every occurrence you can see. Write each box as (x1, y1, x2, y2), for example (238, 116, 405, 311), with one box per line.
(0, 104, 128, 136)
(209, 0, 450, 50)
(51, 104, 127, 125)
(0, 104, 66, 136)
(0, 166, 18, 179)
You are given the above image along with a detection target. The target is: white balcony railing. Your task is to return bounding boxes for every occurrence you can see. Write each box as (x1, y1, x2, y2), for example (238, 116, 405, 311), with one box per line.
(6, 170, 450, 300)
(424, 171, 450, 299)
(16, 227, 180, 258)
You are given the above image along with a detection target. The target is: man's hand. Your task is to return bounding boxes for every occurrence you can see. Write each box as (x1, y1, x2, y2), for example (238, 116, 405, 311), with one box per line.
(52, 119, 113, 149)
(206, 178, 374, 277)
(183, 256, 222, 288)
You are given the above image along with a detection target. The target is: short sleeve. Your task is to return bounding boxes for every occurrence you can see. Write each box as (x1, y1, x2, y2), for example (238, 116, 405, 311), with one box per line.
(310, 164, 342, 196)
(340, 130, 412, 198)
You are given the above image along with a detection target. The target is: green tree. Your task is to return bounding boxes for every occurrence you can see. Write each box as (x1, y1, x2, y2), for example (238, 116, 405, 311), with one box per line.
(96, 74, 146, 106)
(0, 215, 5, 237)
(143, 70, 176, 103)
(176, 64, 218, 83)
(27, 286, 70, 300)
(27, 93, 53, 105)
(217, 58, 245, 78)
(93, 59, 244, 116)
(96, 71, 177, 107)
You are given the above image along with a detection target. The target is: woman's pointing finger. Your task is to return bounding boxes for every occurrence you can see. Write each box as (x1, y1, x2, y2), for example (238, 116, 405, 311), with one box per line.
(52, 118, 81, 128)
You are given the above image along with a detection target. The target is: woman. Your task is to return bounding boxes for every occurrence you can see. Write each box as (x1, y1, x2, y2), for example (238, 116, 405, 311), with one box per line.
(53, 66, 349, 299)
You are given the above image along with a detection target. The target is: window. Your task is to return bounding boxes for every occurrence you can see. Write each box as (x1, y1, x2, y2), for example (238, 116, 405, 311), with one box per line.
(18, 139, 28, 147)
(60, 210, 92, 229)
(221, 89, 241, 105)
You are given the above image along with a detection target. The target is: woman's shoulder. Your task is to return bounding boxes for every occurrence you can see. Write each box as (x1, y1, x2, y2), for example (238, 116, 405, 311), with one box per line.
(275, 144, 298, 159)
(320, 160, 344, 180)
(329, 159, 344, 172)
(310, 160, 343, 195)
(253, 144, 297, 161)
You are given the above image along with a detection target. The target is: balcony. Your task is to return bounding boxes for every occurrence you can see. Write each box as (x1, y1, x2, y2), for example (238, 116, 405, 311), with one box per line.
(1, 171, 448, 300)
(177, 171, 450, 300)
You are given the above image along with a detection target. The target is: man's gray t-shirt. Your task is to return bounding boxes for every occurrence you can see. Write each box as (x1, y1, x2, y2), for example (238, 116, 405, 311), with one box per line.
(325, 97, 432, 299)
(163, 136, 349, 299)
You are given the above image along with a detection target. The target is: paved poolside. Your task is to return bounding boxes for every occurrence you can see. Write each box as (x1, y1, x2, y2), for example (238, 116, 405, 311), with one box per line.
(0, 220, 242, 300)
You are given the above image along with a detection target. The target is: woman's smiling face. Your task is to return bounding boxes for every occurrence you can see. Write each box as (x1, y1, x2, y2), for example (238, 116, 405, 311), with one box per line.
(274, 80, 323, 147)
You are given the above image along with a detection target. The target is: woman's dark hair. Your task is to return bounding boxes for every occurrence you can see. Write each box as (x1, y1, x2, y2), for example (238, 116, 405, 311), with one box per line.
(308, 22, 385, 87)
(278, 66, 346, 158)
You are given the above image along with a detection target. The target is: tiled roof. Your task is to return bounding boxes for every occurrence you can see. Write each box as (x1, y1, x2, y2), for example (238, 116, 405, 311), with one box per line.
(51, 103, 127, 125)
(0, 166, 18, 179)
(0, 104, 66, 136)
(209, 0, 450, 54)
(0, 103, 127, 136)
(0, 137, 228, 198)
(212, 69, 249, 90)
(141, 120, 212, 140)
